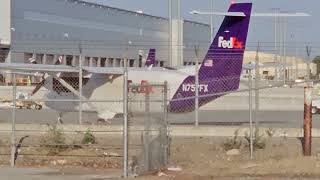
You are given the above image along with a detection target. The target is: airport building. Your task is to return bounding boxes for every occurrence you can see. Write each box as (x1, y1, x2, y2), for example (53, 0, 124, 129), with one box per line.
(244, 51, 317, 80)
(0, 0, 210, 70)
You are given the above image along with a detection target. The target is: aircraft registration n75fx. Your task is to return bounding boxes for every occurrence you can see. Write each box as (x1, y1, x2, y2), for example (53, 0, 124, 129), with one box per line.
(0, 3, 253, 122)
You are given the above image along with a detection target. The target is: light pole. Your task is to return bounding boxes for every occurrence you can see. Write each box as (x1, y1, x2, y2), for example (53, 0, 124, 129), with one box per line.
(282, 14, 288, 84)
(271, 8, 280, 81)
(210, 0, 214, 42)
(168, 0, 172, 67)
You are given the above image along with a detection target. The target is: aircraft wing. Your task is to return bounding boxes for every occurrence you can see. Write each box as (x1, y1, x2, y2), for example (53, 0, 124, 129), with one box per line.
(82, 67, 124, 75)
(0, 63, 124, 75)
(0, 63, 79, 73)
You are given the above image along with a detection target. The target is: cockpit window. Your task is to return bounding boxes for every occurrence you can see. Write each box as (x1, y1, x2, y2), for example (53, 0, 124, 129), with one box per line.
(0, 48, 9, 63)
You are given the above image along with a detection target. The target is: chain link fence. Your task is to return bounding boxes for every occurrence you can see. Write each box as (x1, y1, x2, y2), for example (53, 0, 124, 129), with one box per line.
(0, 70, 169, 177)
(0, 44, 319, 176)
(128, 82, 169, 174)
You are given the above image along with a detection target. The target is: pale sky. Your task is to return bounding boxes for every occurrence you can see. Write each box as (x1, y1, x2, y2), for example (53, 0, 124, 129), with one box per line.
(86, 0, 319, 58)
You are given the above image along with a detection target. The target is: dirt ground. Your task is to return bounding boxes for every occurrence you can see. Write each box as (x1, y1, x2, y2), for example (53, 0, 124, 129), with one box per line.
(2, 134, 320, 179)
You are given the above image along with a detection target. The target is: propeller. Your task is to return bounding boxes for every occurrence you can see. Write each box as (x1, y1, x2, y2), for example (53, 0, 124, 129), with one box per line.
(31, 73, 46, 96)
(28, 58, 49, 96)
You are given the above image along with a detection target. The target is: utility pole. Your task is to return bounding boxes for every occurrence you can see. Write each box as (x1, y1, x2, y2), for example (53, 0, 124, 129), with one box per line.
(303, 85, 312, 156)
(273, 8, 279, 81)
(306, 45, 312, 81)
(278, 17, 283, 82)
(283, 16, 287, 84)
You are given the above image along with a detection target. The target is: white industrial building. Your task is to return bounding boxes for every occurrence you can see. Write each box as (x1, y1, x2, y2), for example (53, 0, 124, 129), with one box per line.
(0, 0, 210, 71)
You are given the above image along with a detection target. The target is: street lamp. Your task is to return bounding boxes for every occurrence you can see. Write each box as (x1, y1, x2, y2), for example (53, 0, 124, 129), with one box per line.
(210, 0, 214, 42)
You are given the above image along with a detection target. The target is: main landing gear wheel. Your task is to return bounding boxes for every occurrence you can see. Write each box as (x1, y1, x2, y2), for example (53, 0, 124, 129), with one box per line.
(57, 112, 64, 124)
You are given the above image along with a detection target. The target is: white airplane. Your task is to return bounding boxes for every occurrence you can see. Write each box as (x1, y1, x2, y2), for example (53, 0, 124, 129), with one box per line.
(0, 3, 253, 122)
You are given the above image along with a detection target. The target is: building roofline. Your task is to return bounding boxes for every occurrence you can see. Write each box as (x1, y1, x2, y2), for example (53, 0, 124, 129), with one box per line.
(68, 0, 209, 27)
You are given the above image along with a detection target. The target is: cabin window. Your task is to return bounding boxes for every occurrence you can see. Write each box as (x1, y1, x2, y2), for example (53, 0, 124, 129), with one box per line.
(101, 58, 106, 67)
(115, 58, 121, 67)
(129, 59, 135, 67)
(85, 57, 90, 66)
(160, 61, 164, 67)
(66, 55, 73, 66)
(0, 48, 9, 63)
(36, 54, 44, 64)
(138, 55, 143, 67)
(108, 58, 114, 67)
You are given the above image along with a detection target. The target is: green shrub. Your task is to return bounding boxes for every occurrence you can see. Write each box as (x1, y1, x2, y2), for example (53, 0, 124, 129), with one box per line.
(40, 124, 68, 155)
(245, 128, 266, 150)
(81, 129, 96, 145)
(223, 129, 242, 151)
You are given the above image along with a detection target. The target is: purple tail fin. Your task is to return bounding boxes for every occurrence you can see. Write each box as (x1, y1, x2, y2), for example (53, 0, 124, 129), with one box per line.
(145, 49, 156, 67)
(170, 3, 252, 113)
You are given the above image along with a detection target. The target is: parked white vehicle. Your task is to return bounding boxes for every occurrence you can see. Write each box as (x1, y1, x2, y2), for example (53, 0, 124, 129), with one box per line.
(312, 99, 320, 114)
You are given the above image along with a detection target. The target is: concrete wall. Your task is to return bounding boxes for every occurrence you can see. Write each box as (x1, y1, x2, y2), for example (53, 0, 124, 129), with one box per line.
(0, 0, 11, 45)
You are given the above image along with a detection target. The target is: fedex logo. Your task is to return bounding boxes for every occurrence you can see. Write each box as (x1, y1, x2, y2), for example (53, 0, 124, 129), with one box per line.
(182, 84, 209, 93)
(218, 36, 244, 49)
(128, 80, 154, 94)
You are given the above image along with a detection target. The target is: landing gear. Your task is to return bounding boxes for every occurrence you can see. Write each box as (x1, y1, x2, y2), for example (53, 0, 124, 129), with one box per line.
(97, 118, 111, 125)
(57, 112, 63, 124)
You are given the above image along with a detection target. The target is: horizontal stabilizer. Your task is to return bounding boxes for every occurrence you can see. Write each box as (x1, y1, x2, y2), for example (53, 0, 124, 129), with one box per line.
(190, 10, 246, 17)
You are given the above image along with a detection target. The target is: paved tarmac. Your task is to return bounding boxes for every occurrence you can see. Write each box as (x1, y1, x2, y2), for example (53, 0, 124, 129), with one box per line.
(1, 167, 320, 180)
(0, 108, 317, 128)
(0, 167, 121, 180)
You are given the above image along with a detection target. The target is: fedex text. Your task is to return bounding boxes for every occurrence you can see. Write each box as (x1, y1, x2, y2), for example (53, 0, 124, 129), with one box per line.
(218, 36, 243, 49)
(128, 80, 154, 94)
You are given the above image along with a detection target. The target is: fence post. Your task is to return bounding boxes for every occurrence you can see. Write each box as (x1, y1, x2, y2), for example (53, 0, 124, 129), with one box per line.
(303, 85, 312, 156)
(144, 84, 151, 171)
(248, 70, 253, 159)
(163, 81, 169, 165)
(255, 42, 260, 127)
(10, 73, 17, 167)
(78, 43, 83, 125)
(194, 44, 199, 127)
(123, 54, 129, 178)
